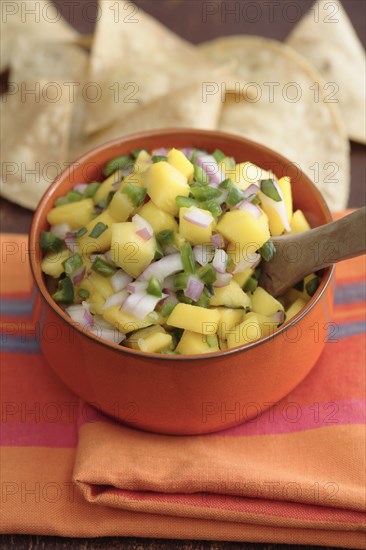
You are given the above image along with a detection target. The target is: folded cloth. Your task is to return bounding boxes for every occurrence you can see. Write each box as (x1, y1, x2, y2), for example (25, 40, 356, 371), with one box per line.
(1, 226, 365, 547)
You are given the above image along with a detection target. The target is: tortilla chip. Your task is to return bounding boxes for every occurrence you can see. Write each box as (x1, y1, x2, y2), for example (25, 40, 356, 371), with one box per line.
(200, 36, 350, 211)
(0, 0, 79, 72)
(85, 0, 219, 134)
(0, 81, 73, 210)
(286, 0, 366, 144)
(72, 80, 224, 160)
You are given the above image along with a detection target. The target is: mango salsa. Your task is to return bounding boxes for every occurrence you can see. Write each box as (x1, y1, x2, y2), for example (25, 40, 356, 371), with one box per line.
(41, 146, 317, 355)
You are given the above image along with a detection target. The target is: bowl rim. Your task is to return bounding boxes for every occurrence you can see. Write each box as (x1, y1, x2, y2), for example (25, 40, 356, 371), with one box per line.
(30, 128, 334, 361)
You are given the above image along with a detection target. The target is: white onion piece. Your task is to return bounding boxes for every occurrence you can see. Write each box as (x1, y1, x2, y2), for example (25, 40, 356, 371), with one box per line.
(64, 232, 77, 253)
(210, 234, 225, 249)
(66, 304, 94, 329)
(259, 180, 291, 232)
(73, 183, 88, 194)
(122, 291, 167, 320)
(110, 270, 133, 292)
(213, 272, 233, 288)
(138, 253, 183, 282)
(50, 223, 71, 240)
(89, 327, 126, 344)
(71, 266, 86, 285)
(183, 207, 213, 228)
(243, 184, 260, 198)
(212, 249, 228, 274)
(103, 250, 116, 265)
(162, 275, 176, 291)
(237, 200, 261, 219)
(132, 214, 154, 241)
(195, 154, 224, 186)
(192, 245, 214, 266)
(126, 281, 148, 294)
(184, 276, 204, 301)
(232, 252, 261, 274)
(102, 290, 128, 310)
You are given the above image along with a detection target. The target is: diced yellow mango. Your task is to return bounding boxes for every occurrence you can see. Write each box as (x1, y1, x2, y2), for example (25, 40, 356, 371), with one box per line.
(110, 221, 156, 277)
(103, 306, 152, 333)
(77, 210, 115, 255)
(41, 248, 71, 278)
(88, 272, 114, 299)
(120, 170, 145, 189)
(174, 232, 186, 248)
(288, 210, 311, 234)
(134, 149, 152, 174)
(210, 280, 251, 309)
(233, 268, 254, 288)
(278, 176, 293, 223)
(167, 304, 220, 334)
(217, 210, 270, 252)
(227, 314, 263, 349)
(179, 206, 214, 245)
(233, 162, 273, 190)
(167, 148, 194, 181)
(137, 332, 173, 353)
(138, 200, 178, 233)
(175, 330, 219, 354)
(283, 288, 304, 309)
(93, 170, 124, 205)
(244, 311, 278, 338)
(251, 287, 284, 317)
(258, 193, 286, 237)
(108, 191, 135, 222)
(217, 307, 244, 340)
(285, 298, 307, 321)
(144, 161, 189, 215)
(47, 198, 94, 229)
(124, 325, 165, 349)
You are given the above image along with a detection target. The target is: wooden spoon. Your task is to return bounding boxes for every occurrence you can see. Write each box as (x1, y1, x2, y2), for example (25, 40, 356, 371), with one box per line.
(260, 207, 366, 297)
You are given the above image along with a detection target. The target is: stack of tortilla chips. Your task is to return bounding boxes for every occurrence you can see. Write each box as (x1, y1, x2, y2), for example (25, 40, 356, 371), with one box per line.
(1, 0, 364, 211)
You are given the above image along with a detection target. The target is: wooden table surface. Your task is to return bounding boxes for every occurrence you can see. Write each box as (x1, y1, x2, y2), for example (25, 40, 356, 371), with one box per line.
(1, 1, 365, 549)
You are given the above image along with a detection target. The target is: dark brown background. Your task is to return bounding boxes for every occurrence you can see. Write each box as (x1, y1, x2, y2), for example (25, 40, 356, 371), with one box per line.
(1, 1, 365, 548)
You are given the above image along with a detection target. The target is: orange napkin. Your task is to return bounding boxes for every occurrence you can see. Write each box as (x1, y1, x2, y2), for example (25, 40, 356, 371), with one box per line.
(1, 231, 365, 547)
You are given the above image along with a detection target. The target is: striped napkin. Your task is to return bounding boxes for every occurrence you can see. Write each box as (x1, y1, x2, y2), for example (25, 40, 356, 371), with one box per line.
(1, 222, 365, 547)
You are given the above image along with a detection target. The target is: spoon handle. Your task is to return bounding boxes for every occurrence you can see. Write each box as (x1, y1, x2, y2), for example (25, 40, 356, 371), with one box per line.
(260, 207, 366, 297)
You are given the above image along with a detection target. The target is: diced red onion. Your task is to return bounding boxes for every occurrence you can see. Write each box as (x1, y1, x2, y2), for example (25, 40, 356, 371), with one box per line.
(193, 245, 214, 265)
(179, 148, 194, 158)
(64, 232, 77, 252)
(110, 269, 133, 292)
(232, 252, 261, 274)
(210, 234, 225, 249)
(260, 179, 291, 232)
(162, 275, 176, 291)
(126, 281, 148, 294)
(112, 180, 122, 190)
(184, 276, 204, 301)
(137, 253, 183, 282)
(236, 200, 261, 219)
(73, 183, 88, 194)
(89, 326, 126, 344)
(213, 272, 233, 287)
(151, 147, 168, 156)
(71, 266, 86, 285)
(161, 291, 178, 305)
(273, 310, 285, 325)
(132, 214, 154, 241)
(50, 223, 71, 240)
(183, 206, 213, 228)
(195, 154, 224, 186)
(102, 290, 128, 310)
(243, 183, 260, 198)
(212, 249, 229, 274)
(66, 304, 94, 329)
(121, 291, 167, 320)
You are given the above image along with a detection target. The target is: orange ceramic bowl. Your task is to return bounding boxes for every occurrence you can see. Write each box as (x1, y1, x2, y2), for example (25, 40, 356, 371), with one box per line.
(30, 129, 334, 435)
